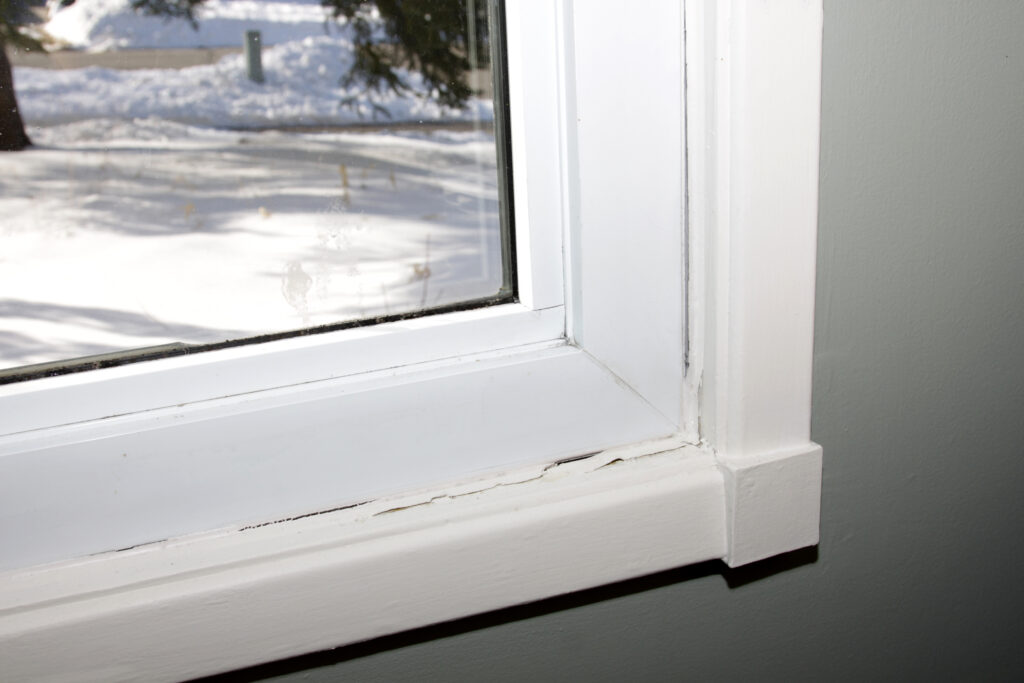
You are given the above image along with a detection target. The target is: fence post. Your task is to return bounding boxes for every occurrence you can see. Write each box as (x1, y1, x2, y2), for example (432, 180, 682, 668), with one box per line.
(244, 30, 264, 83)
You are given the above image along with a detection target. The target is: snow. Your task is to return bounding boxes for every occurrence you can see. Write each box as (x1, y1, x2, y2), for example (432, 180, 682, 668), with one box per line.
(18, 35, 493, 127)
(2, 1, 502, 372)
(27, 0, 492, 127)
(44, 0, 352, 51)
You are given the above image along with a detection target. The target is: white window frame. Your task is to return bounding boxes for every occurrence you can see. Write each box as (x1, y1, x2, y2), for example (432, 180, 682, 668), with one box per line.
(0, 1, 824, 680)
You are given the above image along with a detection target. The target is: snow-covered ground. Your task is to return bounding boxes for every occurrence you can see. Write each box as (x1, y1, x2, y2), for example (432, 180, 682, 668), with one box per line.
(43, 0, 356, 51)
(3, 1, 501, 372)
(27, 0, 493, 126)
(18, 35, 493, 127)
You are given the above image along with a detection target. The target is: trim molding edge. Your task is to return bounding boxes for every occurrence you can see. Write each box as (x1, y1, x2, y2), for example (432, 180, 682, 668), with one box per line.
(719, 442, 823, 567)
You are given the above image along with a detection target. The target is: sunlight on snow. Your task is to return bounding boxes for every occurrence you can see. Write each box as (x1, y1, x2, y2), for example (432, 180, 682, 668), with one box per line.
(1, 0, 504, 371)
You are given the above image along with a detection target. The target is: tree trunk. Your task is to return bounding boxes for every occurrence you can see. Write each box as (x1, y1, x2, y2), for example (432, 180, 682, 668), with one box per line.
(0, 44, 31, 151)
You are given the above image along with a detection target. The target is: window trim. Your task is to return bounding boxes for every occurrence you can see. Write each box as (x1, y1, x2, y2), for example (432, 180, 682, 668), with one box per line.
(0, 1, 824, 679)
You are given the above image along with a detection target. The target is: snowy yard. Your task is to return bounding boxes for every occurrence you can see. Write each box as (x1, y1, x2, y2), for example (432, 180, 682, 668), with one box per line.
(1, 0, 502, 372)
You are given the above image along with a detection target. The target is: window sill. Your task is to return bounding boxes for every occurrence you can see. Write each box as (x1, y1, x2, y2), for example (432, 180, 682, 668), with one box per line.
(0, 440, 820, 682)
(0, 341, 680, 571)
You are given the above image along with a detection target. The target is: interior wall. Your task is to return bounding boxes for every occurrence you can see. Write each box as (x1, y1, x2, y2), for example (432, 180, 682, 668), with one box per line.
(229, 2, 1024, 680)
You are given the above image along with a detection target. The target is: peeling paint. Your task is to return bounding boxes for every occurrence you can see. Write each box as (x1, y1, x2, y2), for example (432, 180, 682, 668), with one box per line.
(235, 437, 698, 531)
(239, 501, 367, 531)
(99, 538, 170, 556)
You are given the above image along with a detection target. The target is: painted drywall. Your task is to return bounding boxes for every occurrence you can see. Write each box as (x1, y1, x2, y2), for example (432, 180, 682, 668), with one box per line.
(231, 2, 1024, 680)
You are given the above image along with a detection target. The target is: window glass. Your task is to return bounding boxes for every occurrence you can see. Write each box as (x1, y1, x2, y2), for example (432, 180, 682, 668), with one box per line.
(0, 0, 513, 381)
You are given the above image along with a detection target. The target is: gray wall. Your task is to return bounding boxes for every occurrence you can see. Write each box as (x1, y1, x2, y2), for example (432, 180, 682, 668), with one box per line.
(246, 2, 1024, 680)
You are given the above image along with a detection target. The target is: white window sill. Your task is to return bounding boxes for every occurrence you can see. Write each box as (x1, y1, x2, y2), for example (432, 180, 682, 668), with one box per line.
(0, 440, 821, 683)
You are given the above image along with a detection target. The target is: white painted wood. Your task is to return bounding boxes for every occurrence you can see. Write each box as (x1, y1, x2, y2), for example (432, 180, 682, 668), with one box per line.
(681, 0, 709, 445)
(0, 448, 726, 683)
(570, 0, 686, 429)
(690, 0, 824, 458)
(0, 344, 677, 571)
(0, 303, 562, 435)
(504, 0, 566, 311)
(553, 0, 582, 343)
(685, 0, 824, 566)
(719, 443, 822, 567)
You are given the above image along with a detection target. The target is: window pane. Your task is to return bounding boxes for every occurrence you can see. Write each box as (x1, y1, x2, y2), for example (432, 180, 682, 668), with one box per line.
(0, 0, 512, 381)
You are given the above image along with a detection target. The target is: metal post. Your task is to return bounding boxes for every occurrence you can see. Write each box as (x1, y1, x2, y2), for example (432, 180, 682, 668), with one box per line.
(244, 30, 264, 84)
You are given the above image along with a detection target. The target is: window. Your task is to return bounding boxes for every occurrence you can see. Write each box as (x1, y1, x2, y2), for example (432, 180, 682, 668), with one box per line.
(0, 2, 824, 680)
(1, 0, 514, 378)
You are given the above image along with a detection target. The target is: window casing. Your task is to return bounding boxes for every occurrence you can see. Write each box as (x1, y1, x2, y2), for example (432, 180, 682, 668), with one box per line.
(0, 1, 824, 680)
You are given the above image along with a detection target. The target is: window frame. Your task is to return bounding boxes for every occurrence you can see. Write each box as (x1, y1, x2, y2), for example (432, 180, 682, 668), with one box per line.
(0, 1, 824, 680)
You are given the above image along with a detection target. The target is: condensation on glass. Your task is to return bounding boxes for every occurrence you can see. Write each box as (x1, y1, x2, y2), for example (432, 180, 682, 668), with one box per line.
(0, 0, 514, 383)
